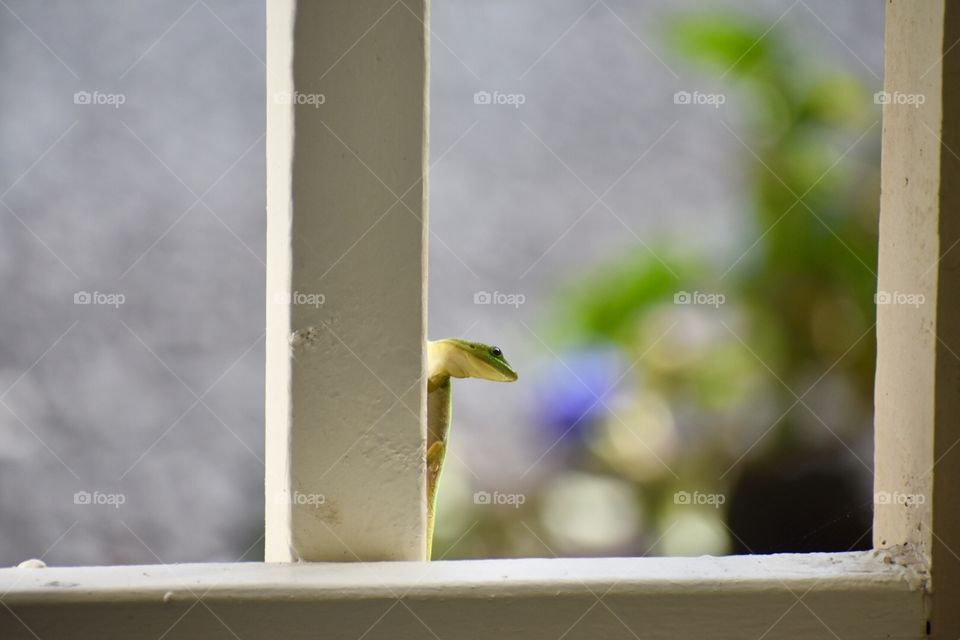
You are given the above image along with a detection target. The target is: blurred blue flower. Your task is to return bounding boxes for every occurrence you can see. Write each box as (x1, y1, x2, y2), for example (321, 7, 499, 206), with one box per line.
(533, 346, 628, 443)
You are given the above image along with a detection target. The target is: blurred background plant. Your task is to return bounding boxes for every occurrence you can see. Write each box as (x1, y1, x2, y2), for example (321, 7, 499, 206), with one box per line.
(434, 10, 879, 559)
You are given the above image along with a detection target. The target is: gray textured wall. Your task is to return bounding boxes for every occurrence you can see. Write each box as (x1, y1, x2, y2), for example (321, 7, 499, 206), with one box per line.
(0, 0, 883, 565)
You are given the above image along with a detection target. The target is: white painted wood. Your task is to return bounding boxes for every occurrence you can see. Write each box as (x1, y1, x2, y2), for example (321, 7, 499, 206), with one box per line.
(264, 0, 296, 567)
(0, 553, 923, 639)
(265, 0, 430, 561)
(875, 1, 960, 636)
(874, 0, 940, 555)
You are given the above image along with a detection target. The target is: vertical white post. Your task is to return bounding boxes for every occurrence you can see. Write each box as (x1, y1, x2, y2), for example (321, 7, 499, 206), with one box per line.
(266, 0, 429, 562)
(875, 1, 960, 635)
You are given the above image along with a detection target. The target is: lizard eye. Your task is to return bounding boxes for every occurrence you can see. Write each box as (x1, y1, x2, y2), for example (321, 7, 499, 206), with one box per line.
(490, 346, 502, 357)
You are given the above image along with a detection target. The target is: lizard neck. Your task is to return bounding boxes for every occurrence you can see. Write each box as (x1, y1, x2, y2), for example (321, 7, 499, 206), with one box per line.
(427, 376, 452, 442)
(428, 373, 450, 393)
(427, 340, 477, 383)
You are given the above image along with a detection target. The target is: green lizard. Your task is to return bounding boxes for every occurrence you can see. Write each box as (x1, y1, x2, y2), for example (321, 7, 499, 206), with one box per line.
(426, 338, 518, 559)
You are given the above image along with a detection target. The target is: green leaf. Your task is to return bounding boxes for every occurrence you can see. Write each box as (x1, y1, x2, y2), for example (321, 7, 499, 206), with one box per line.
(667, 13, 773, 74)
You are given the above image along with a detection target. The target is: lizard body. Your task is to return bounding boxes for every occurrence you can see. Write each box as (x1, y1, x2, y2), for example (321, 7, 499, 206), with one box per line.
(426, 338, 517, 559)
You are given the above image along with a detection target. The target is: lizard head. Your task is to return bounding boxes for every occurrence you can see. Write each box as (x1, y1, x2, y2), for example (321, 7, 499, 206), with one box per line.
(428, 338, 518, 383)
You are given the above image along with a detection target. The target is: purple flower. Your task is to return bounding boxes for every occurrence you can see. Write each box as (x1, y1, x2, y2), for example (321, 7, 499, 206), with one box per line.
(534, 346, 627, 442)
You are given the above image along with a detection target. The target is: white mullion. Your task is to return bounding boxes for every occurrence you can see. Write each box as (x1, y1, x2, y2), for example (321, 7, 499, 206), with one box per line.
(265, 0, 429, 562)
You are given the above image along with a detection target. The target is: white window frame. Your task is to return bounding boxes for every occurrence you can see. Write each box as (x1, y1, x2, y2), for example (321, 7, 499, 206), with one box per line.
(1, 0, 958, 637)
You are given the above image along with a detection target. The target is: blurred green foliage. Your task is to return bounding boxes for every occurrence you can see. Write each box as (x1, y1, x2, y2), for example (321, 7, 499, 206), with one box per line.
(563, 10, 879, 441)
(438, 11, 880, 558)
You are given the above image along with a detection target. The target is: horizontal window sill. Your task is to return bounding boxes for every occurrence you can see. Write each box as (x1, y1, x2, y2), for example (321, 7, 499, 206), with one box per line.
(0, 551, 925, 639)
